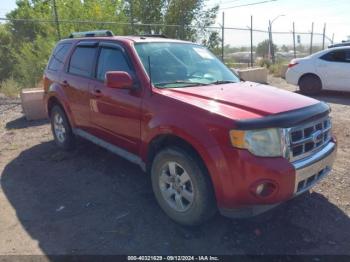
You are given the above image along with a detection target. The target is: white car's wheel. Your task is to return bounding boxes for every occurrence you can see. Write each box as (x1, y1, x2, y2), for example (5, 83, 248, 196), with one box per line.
(299, 74, 322, 95)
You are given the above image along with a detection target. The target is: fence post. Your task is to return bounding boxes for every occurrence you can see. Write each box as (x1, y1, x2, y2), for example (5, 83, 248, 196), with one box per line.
(269, 20, 276, 64)
(250, 15, 253, 67)
(309, 22, 314, 54)
(322, 23, 326, 50)
(292, 22, 296, 58)
(221, 12, 225, 62)
(180, 16, 185, 40)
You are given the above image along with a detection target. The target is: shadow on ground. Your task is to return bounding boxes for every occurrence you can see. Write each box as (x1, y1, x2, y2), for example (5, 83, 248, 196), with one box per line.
(1, 140, 350, 255)
(5, 116, 49, 130)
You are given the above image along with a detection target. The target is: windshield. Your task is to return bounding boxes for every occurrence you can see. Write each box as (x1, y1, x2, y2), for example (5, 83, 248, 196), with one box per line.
(134, 42, 240, 88)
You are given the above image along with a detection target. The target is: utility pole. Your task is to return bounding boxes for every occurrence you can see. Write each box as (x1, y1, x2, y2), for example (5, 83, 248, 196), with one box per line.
(250, 15, 253, 67)
(269, 15, 284, 64)
(52, 0, 61, 40)
(221, 12, 225, 62)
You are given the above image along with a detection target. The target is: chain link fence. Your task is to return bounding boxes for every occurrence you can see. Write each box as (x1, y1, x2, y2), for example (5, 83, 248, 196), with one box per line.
(0, 16, 335, 69)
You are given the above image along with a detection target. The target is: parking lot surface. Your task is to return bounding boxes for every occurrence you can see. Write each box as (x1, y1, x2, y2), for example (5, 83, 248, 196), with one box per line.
(0, 77, 349, 255)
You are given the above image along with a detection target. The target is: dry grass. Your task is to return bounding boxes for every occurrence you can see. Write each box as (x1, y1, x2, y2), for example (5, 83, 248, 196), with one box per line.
(0, 78, 21, 98)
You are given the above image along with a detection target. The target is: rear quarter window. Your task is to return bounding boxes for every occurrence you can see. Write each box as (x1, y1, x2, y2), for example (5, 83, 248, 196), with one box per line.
(47, 43, 72, 71)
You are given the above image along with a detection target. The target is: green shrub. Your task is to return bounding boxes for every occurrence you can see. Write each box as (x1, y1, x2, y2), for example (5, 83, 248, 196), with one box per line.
(12, 36, 55, 88)
(0, 77, 21, 97)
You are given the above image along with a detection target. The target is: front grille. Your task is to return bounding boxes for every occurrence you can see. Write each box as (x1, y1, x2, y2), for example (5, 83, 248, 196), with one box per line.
(296, 166, 330, 194)
(289, 116, 332, 161)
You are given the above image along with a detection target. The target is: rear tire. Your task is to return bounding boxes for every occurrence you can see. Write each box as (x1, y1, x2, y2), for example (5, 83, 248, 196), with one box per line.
(50, 105, 75, 150)
(299, 74, 322, 95)
(151, 147, 216, 226)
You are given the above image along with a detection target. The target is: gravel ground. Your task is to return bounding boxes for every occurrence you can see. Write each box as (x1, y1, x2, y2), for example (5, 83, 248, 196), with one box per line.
(0, 77, 349, 255)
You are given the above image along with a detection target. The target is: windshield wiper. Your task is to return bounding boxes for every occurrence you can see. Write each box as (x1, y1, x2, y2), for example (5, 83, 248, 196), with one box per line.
(210, 80, 237, 85)
(155, 80, 209, 88)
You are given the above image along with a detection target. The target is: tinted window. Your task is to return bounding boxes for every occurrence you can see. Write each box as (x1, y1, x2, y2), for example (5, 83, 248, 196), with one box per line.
(48, 43, 72, 71)
(68, 46, 97, 77)
(321, 50, 350, 63)
(97, 48, 131, 81)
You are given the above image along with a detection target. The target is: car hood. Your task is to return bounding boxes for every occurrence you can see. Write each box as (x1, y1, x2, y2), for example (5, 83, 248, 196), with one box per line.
(158, 81, 320, 120)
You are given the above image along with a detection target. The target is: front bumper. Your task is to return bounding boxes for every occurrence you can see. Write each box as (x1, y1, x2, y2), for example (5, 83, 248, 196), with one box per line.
(292, 141, 336, 195)
(218, 141, 337, 218)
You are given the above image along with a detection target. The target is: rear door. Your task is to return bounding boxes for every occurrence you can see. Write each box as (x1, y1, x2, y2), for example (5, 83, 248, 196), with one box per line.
(88, 42, 142, 154)
(61, 41, 98, 129)
(316, 48, 350, 90)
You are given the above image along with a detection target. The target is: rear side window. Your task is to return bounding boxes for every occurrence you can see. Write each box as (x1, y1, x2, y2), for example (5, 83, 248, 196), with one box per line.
(320, 50, 350, 63)
(48, 43, 72, 71)
(96, 47, 132, 81)
(68, 46, 97, 77)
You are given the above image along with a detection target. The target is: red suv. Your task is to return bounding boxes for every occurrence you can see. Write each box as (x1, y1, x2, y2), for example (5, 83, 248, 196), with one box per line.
(43, 30, 337, 225)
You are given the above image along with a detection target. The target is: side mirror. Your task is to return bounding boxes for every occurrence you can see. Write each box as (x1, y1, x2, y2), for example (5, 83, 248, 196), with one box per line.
(105, 71, 133, 89)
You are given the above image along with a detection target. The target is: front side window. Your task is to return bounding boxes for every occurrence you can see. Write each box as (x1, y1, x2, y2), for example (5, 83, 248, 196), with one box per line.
(68, 46, 97, 77)
(48, 43, 72, 71)
(96, 47, 131, 81)
(134, 42, 240, 88)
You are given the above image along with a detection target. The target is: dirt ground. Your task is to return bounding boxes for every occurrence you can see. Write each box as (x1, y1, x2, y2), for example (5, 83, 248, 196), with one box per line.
(0, 77, 349, 256)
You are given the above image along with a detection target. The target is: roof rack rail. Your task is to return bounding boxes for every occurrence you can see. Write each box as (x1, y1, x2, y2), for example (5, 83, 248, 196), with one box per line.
(69, 30, 114, 38)
(138, 34, 168, 38)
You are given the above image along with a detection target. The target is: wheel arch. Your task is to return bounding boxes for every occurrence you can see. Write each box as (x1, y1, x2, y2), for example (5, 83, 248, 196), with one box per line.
(146, 133, 218, 211)
(146, 134, 208, 176)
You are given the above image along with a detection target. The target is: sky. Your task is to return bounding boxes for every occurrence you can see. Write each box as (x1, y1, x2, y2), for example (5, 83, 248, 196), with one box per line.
(208, 0, 350, 46)
(0, 0, 349, 46)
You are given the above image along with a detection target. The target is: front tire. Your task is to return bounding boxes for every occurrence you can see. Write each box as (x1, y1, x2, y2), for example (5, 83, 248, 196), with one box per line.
(151, 147, 216, 226)
(299, 74, 322, 95)
(50, 105, 75, 150)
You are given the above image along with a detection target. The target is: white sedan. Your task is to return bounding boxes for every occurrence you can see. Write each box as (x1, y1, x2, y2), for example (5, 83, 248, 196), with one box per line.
(286, 47, 350, 94)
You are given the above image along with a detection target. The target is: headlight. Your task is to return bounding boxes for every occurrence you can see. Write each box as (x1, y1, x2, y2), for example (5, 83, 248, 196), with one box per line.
(230, 128, 288, 157)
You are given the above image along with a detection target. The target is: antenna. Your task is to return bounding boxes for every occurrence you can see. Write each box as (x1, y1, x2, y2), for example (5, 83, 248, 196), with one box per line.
(148, 56, 153, 95)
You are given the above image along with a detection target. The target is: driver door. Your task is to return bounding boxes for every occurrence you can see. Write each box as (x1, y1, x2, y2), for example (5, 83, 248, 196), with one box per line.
(89, 42, 142, 154)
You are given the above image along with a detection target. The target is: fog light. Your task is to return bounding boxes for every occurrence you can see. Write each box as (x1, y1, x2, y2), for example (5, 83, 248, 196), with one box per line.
(253, 181, 277, 198)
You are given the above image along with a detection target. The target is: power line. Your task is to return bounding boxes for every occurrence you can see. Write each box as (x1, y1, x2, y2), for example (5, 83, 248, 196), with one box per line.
(219, 0, 278, 10)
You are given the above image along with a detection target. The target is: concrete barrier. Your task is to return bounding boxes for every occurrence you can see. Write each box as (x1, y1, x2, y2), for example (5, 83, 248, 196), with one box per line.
(20, 88, 47, 121)
(280, 64, 289, 79)
(235, 67, 268, 84)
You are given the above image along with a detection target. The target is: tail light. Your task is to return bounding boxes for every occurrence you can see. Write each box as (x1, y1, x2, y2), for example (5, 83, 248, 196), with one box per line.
(288, 61, 299, 68)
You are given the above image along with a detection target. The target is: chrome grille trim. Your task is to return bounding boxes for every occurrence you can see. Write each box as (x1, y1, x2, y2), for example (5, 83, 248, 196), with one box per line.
(288, 116, 332, 162)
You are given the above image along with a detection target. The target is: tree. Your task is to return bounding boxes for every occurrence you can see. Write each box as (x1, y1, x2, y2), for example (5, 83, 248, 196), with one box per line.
(2, 0, 128, 87)
(256, 39, 277, 59)
(122, 0, 219, 40)
(0, 0, 219, 90)
(0, 25, 15, 82)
